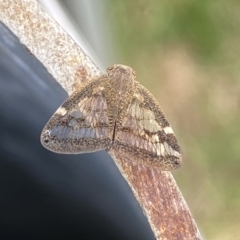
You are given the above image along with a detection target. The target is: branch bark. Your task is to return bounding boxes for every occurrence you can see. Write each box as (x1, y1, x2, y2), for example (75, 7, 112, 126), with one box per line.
(0, 1, 202, 239)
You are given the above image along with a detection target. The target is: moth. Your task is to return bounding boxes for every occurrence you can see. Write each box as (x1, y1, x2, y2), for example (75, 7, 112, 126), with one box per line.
(41, 64, 182, 170)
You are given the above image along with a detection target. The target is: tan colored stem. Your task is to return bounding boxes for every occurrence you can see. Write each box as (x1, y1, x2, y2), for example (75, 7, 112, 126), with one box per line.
(0, 1, 202, 239)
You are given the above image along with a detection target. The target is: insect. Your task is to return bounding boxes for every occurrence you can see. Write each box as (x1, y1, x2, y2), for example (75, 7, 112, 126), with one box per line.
(41, 64, 182, 170)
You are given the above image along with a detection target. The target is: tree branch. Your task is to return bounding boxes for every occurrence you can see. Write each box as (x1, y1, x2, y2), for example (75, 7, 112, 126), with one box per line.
(0, 1, 202, 239)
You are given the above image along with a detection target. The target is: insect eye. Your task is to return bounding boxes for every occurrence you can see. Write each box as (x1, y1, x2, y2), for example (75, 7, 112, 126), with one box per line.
(107, 66, 114, 73)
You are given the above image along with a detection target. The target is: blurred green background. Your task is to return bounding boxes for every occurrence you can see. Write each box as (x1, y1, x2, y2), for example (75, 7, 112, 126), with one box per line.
(107, 1, 240, 239)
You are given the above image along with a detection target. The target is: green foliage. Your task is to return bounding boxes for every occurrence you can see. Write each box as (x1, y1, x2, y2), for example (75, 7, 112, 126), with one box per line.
(108, 1, 240, 239)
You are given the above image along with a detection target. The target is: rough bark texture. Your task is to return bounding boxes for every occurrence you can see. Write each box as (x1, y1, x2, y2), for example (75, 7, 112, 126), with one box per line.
(110, 151, 202, 239)
(0, 0, 101, 95)
(0, 1, 202, 239)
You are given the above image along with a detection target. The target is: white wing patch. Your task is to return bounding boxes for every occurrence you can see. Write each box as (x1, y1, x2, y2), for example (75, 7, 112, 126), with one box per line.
(41, 85, 112, 153)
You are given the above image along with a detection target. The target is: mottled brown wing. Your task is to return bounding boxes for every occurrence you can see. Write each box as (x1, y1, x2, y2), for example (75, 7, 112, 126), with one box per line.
(112, 82, 182, 170)
(41, 77, 112, 154)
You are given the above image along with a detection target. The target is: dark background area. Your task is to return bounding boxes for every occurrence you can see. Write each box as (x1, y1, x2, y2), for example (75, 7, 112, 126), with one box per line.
(0, 22, 156, 240)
